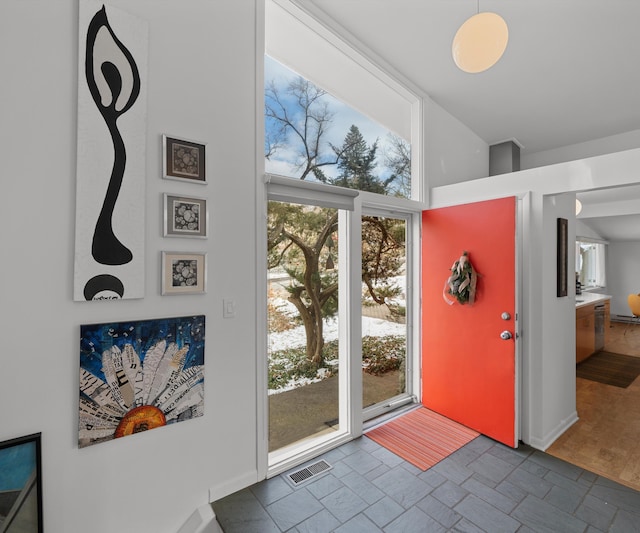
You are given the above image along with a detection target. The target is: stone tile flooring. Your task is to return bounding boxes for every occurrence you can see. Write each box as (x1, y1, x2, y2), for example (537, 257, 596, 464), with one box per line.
(212, 435, 640, 532)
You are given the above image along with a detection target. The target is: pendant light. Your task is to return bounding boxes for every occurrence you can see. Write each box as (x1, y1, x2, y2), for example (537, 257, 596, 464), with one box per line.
(576, 199, 583, 215)
(452, 2, 509, 74)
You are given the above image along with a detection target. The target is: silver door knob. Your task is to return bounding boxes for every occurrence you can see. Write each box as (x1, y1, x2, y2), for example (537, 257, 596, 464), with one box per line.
(500, 330, 513, 340)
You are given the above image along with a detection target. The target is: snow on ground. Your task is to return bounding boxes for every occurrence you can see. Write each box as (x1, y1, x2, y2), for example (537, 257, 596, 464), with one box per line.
(268, 315, 405, 352)
(267, 294, 406, 394)
(269, 295, 405, 351)
(267, 371, 332, 396)
(268, 316, 405, 395)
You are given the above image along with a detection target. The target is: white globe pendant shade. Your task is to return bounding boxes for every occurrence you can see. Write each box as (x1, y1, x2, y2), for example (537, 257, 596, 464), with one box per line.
(452, 12, 509, 73)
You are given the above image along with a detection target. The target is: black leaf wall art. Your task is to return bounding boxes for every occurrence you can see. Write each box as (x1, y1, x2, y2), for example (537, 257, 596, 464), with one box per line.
(74, 1, 148, 301)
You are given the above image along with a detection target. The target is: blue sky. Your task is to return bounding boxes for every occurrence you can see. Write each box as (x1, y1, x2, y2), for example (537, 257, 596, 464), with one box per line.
(265, 56, 404, 182)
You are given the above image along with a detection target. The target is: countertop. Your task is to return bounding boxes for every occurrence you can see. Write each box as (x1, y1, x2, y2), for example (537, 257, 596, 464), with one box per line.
(575, 292, 611, 309)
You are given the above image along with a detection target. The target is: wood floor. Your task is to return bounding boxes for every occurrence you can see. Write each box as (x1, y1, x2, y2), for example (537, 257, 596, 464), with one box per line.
(547, 321, 640, 491)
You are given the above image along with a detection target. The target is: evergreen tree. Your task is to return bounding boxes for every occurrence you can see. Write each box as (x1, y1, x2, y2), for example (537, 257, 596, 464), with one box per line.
(330, 125, 382, 193)
(331, 124, 404, 195)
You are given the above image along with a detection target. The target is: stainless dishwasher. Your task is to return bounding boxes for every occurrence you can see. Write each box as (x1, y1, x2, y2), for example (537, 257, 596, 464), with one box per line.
(594, 304, 606, 352)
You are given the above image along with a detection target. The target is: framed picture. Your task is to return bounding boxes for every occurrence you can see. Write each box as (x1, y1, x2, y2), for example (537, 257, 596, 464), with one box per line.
(557, 217, 568, 297)
(0, 432, 43, 532)
(79, 316, 205, 448)
(162, 252, 207, 295)
(162, 134, 206, 183)
(74, 2, 148, 301)
(163, 193, 208, 238)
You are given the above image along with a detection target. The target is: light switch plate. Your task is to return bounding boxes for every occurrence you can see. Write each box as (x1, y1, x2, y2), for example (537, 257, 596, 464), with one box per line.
(223, 298, 236, 318)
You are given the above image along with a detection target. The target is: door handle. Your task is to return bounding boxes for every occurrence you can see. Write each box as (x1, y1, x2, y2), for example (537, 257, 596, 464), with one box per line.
(500, 330, 513, 340)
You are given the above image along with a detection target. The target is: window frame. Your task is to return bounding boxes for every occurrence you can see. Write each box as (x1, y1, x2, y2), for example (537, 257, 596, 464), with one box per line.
(263, 178, 423, 477)
(360, 204, 418, 422)
(258, 0, 426, 480)
(576, 237, 607, 290)
(264, 189, 357, 473)
(265, 0, 424, 203)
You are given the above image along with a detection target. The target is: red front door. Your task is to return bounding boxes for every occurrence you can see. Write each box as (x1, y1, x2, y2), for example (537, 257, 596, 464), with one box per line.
(422, 196, 517, 447)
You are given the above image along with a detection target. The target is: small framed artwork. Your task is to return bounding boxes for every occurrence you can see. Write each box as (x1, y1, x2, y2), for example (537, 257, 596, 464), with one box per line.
(162, 134, 206, 183)
(0, 432, 43, 532)
(164, 193, 208, 238)
(557, 217, 568, 297)
(162, 251, 207, 295)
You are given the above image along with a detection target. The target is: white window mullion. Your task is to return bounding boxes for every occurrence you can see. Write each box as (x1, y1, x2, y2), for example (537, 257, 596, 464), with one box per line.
(339, 204, 363, 438)
(408, 211, 421, 401)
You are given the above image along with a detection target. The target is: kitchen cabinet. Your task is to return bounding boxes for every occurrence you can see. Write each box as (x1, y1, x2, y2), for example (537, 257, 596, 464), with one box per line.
(575, 295, 611, 363)
(576, 305, 595, 363)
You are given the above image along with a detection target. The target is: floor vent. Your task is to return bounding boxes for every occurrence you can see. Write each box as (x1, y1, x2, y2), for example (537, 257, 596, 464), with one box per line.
(285, 460, 332, 487)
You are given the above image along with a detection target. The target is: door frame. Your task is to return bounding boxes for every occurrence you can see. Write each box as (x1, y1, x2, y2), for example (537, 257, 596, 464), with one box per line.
(514, 193, 527, 444)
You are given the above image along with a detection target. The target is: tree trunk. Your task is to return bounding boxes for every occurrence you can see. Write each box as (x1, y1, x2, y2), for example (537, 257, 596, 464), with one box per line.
(288, 263, 325, 366)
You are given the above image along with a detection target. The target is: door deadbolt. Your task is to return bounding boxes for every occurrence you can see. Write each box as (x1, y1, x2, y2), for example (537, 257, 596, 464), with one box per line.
(501, 312, 511, 320)
(500, 330, 513, 340)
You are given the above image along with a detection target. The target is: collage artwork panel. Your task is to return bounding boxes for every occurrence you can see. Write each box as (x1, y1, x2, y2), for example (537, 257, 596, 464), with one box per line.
(79, 316, 205, 448)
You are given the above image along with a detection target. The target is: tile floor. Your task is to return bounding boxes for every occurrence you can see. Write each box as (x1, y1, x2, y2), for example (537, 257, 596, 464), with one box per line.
(212, 434, 640, 532)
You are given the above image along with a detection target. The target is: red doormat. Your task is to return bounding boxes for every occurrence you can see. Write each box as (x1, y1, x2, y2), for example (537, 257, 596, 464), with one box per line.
(365, 407, 480, 471)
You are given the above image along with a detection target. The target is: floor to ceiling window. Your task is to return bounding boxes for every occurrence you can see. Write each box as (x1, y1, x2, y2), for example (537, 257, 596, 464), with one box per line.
(263, 0, 423, 474)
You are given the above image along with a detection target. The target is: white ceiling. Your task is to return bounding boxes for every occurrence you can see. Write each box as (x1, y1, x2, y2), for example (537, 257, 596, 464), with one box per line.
(302, 0, 640, 240)
(577, 185, 640, 242)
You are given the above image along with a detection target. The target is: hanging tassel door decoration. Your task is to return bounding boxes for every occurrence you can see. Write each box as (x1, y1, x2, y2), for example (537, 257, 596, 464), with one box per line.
(443, 251, 478, 305)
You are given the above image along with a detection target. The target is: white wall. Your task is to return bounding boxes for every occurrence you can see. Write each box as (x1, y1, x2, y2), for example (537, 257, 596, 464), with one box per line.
(538, 194, 578, 446)
(425, 98, 489, 188)
(606, 241, 640, 317)
(2, 1, 259, 532)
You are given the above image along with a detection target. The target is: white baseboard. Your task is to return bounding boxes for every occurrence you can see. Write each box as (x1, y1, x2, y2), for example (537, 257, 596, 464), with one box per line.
(528, 411, 579, 451)
(177, 504, 222, 533)
(208, 469, 258, 503)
